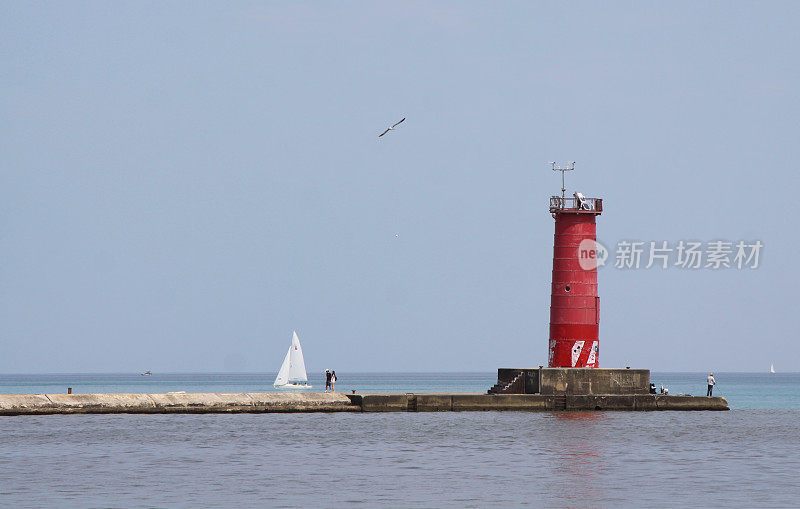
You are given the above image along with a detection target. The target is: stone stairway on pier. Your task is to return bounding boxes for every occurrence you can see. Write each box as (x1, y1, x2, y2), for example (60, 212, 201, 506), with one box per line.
(487, 371, 525, 394)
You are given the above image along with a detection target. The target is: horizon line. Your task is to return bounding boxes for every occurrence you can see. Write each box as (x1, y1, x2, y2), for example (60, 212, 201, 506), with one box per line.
(0, 370, 795, 376)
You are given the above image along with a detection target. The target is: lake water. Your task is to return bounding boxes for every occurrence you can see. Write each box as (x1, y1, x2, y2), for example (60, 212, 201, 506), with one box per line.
(1, 372, 798, 507)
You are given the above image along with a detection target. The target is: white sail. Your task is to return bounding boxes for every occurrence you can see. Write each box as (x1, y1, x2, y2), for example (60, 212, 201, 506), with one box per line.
(274, 346, 292, 386)
(288, 331, 308, 381)
(770, 364, 775, 374)
(274, 331, 311, 388)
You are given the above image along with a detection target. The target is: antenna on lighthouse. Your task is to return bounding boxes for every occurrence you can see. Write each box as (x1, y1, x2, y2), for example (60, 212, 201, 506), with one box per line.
(551, 161, 575, 201)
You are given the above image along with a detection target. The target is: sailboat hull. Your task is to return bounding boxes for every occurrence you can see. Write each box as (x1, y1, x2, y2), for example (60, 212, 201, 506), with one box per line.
(273, 382, 313, 389)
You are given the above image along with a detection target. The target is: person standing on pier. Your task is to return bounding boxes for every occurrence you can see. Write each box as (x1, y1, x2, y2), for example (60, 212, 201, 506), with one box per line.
(330, 371, 337, 392)
(706, 373, 716, 396)
(325, 369, 332, 392)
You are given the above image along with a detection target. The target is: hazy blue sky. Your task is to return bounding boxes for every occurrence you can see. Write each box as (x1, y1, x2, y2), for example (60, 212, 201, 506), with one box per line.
(2, 2, 798, 373)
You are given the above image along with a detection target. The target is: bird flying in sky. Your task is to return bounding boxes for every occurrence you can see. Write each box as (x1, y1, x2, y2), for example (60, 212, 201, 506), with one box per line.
(379, 118, 405, 137)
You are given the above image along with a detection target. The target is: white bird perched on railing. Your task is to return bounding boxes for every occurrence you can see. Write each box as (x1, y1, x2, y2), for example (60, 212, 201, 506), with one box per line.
(574, 192, 592, 210)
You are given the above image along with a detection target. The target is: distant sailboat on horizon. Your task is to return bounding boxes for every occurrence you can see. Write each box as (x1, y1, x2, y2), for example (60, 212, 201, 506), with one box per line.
(273, 331, 312, 389)
(770, 363, 775, 374)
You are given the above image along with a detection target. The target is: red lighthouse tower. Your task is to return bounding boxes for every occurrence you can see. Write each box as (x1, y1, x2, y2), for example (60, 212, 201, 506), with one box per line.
(487, 163, 659, 400)
(548, 164, 602, 368)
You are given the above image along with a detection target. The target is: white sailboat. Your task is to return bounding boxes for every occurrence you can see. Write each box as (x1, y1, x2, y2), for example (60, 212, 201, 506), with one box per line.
(770, 363, 775, 374)
(273, 331, 312, 389)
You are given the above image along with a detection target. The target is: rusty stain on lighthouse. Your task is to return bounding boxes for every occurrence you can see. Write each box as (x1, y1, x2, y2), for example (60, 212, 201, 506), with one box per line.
(548, 164, 603, 368)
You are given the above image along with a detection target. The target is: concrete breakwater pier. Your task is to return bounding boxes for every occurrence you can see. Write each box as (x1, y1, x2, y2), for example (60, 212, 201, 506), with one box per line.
(0, 393, 359, 416)
(354, 393, 728, 412)
(0, 392, 727, 415)
(0, 369, 729, 414)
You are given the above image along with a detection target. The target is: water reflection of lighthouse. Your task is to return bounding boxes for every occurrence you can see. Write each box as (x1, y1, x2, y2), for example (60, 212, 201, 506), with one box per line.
(548, 166, 603, 368)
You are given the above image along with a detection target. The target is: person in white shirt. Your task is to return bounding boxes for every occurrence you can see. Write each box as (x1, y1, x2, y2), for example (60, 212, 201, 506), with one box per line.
(706, 373, 716, 396)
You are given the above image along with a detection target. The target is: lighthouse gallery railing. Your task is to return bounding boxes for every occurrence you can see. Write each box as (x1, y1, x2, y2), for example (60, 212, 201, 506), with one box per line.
(549, 196, 603, 213)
